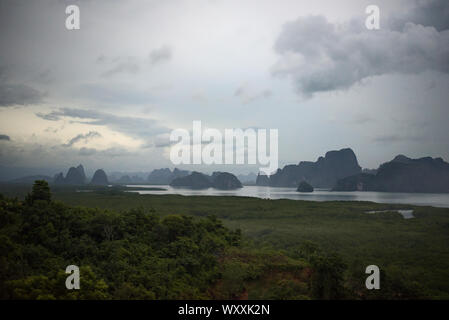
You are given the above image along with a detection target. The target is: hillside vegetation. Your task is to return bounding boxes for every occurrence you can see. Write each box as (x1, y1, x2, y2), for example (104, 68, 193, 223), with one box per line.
(1, 182, 449, 299)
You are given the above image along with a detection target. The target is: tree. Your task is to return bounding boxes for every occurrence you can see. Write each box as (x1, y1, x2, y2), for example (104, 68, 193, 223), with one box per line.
(28, 180, 52, 203)
(310, 252, 347, 299)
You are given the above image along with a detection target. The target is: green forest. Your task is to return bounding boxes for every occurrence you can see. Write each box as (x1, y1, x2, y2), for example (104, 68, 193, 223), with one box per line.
(1, 181, 449, 299)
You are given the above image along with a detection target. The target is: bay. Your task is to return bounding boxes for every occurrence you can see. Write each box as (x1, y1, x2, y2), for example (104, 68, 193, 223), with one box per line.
(126, 185, 449, 208)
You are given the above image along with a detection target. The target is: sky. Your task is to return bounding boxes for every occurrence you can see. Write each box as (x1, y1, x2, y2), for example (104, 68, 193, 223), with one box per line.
(0, 0, 448, 178)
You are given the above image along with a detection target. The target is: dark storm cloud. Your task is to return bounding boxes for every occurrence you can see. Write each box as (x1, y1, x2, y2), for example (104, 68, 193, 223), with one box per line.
(0, 134, 11, 141)
(62, 131, 102, 147)
(0, 64, 44, 106)
(0, 83, 44, 106)
(36, 108, 170, 140)
(273, 2, 449, 96)
(394, 0, 449, 32)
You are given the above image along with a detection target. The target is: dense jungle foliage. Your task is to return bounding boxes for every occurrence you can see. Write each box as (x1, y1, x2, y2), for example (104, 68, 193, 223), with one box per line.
(1, 181, 449, 299)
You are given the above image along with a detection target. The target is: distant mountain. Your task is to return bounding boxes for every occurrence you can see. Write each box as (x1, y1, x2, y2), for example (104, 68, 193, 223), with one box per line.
(108, 172, 147, 183)
(76, 165, 86, 183)
(0, 166, 64, 182)
(170, 171, 212, 189)
(9, 175, 53, 184)
(117, 175, 132, 184)
(362, 168, 378, 175)
(170, 171, 243, 190)
(332, 173, 376, 192)
(256, 173, 270, 186)
(53, 172, 65, 185)
(333, 155, 449, 193)
(257, 148, 361, 188)
(147, 168, 189, 184)
(147, 168, 171, 184)
(237, 172, 257, 185)
(130, 175, 145, 183)
(54, 164, 86, 185)
(113, 175, 145, 184)
(90, 169, 109, 186)
(211, 172, 243, 190)
(65, 166, 86, 185)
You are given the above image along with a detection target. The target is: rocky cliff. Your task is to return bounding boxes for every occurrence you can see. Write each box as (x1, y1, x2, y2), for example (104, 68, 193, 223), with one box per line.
(170, 171, 243, 190)
(170, 171, 212, 189)
(54, 164, 86, 185)
(147, 168, 190, 184)
(333, 155, 449, 193)
(211, 172, 243, 190)
(90, 169, 109, 186)
(258, 148, 361, 188)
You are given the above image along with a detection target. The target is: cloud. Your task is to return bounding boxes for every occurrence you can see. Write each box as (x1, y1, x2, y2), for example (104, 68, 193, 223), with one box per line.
(101, 57, 140, 77)
(347, 114, 374, 125)
(0, 65, 45, 106)
(234, 85, 272, 104)
(76, 83, 153, 105)
(0, 134, 11, 141)
(36, 108, 170, 141)
(62, 131, 102, 147)
(78, 146, 131, 157)
(153, 133, 175, 148)
(372, 134, 425, 144)
(149, 45, 172, 65)
(373, 135, 403, 143)
(96, 55, 107, 64)
(99, 45, 172, 77)
(393, 0, 449, 32)
(273, 3, 449, 97)
(37, 112, 60, 121)
(0, 83, 44, 106)
(192, 90, 208, 103)
(0, 137, 140, 176)
(78, 147, 97, 156)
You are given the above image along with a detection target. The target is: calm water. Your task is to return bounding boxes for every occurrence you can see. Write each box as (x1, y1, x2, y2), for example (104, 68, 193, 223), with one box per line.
(366, 209, 415, 219)
(127, 185, 449, 208)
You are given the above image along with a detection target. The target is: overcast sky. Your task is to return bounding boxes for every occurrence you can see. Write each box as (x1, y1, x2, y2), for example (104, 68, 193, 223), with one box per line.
(0, 0, 448, 178)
